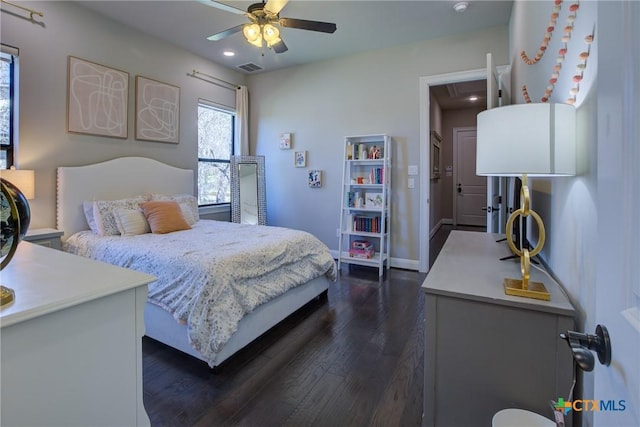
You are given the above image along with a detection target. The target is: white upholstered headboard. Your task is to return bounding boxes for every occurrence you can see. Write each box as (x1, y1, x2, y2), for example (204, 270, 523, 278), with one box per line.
(57, 157, 194, 241)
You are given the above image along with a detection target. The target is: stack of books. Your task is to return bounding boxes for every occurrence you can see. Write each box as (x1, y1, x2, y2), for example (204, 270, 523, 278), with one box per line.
(349, 240, 375, 259)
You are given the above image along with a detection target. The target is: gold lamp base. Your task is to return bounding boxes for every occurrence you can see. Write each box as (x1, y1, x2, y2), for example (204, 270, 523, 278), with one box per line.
(1, 285, 15, 306)
(504, 278, 550, 301)
(502, 174, 551, 302)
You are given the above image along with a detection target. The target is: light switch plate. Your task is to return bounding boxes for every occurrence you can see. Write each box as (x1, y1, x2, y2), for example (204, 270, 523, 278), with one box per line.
(408, 178, 415, 189)
(408, 165, 418, 176)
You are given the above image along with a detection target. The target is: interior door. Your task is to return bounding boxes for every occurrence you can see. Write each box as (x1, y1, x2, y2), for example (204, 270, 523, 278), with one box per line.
(593, 3, 640, 425)
(485, 54, 500, 232)
(454, 128, 486, 226)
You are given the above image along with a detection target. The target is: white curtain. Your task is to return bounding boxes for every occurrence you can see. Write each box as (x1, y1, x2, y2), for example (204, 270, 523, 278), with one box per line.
(235, 85, 249, 155)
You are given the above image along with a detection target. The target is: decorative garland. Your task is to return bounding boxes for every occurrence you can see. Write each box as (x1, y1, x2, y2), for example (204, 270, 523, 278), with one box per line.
(520, 1, 592, 105)
(567, 34, 594, 105)
(520, 0, 563, 65)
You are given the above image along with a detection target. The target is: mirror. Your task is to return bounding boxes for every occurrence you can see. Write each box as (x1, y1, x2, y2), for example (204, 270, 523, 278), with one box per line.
(231, 155, 266, 225)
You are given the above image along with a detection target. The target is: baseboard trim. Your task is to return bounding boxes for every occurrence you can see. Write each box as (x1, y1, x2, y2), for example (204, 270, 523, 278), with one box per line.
(329, 250, 419, 271)
(429, 218, 453, 239)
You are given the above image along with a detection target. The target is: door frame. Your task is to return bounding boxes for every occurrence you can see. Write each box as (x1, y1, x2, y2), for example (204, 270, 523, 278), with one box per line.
(419, 69, 484, 273)
(419, 66, 509, 272)
(452, 126, 480, 227)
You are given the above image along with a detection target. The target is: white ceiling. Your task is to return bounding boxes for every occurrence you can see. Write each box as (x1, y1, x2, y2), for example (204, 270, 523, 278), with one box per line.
(77, 0, 513, 75)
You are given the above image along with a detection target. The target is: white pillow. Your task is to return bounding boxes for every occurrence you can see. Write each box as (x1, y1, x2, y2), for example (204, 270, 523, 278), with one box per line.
(92, 195, 150, 236)
(83, 201, 99, 234)
(151, 194, 199, 226)
(113, 208, 151, 236)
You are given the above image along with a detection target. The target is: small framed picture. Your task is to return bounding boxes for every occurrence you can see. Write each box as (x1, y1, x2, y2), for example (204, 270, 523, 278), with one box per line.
(279, 133, 291, 149)
(308, 170, 322, 188)
(294, 150, 306, 168)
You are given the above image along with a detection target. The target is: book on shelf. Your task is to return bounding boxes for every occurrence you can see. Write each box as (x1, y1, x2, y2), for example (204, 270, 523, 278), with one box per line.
(366, 167, 385, 185)
(351, 239, 373, 249)
(365, 192, 383, 208)
(349, 240, 374, 258)
(352, 215, 383, 233)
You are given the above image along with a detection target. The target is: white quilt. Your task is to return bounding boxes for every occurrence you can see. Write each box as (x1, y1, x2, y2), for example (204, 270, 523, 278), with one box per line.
(64, 220, 337, 364)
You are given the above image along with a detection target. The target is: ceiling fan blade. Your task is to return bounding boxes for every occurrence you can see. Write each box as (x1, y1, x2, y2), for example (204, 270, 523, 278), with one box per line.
(279, 18, 337, 33)
(196, 0, 246, 15)
(207, 24, 244, 41)
(272, 39, 288, 54)
(264, 0, 288, 15)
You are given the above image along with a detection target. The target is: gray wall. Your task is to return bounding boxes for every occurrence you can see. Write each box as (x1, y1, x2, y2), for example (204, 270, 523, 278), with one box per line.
(1, 1, 244, 228)
(246, 26, 509, 263)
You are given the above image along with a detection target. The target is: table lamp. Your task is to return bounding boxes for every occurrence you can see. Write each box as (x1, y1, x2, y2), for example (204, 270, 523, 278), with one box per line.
(476, 103, 576, 300)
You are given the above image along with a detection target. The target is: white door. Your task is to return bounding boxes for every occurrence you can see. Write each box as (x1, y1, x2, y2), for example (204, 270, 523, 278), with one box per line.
(484, 53, 501, 232)
(454, 128, 486, 226)
(593, 2, 639, 425)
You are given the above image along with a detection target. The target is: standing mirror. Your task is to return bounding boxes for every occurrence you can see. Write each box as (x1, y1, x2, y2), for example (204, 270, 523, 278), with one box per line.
(231, 155, 266, 225)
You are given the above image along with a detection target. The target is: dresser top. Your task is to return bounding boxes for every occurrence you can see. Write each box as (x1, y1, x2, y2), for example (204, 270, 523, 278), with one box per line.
(422, 231, 575, 317)
(1, 242, 156, 327)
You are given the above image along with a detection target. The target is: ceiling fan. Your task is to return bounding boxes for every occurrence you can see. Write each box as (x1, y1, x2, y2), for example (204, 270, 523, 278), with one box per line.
(199, 0, 337, 54)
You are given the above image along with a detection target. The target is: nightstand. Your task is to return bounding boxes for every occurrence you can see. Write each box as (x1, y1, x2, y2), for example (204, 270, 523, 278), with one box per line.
(24, 228, 64, 250)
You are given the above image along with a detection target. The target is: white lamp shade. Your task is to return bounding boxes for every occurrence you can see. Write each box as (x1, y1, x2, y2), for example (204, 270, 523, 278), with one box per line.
(1, 168, 35, 199)
(476, 103, 576, 177)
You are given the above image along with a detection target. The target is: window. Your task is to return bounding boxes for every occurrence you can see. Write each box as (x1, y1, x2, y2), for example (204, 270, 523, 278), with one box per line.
(1, 46, 17, 169)
(197, 100, 235, 206)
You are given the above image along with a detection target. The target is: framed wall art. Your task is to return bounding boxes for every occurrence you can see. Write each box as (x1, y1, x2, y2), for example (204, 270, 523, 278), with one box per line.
(135, 75, 180, 143)
(67, 56, 129, 139)
(308, 170, 322, 188)
(279, 133, 292, 149)
(294, 151, 306, 168)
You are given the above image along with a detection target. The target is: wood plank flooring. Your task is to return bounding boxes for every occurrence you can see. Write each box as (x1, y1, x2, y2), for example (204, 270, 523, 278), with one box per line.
(141, 225, 481, 426)
(143, 265, 427, 427)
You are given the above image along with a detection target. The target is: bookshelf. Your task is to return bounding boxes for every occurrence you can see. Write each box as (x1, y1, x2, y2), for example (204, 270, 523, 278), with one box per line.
(338, 134, 391, 276)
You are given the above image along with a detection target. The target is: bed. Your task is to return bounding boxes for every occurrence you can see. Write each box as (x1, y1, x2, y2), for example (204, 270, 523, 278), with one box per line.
(57, 156, 336, 368)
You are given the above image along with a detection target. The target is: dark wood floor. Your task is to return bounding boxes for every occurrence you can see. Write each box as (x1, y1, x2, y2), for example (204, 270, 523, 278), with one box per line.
(142, 225, 479, 426)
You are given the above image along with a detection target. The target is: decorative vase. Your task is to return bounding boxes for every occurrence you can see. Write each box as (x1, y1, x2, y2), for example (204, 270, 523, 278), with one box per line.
(1, 178, 31, 306)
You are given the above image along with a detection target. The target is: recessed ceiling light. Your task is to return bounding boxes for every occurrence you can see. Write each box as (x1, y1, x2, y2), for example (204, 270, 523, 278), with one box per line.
(453, 2, 469, 13)
(223, 50, 235, 57)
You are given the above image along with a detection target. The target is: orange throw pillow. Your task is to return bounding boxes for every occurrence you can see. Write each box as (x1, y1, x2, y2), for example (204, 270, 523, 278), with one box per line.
(140, 201, 191, 234)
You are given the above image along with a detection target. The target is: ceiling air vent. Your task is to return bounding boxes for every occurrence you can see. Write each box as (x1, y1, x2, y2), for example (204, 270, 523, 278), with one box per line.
(238, 63, 262, 72)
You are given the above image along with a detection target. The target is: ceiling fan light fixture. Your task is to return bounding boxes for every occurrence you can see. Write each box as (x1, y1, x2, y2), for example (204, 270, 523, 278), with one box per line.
(263, 24, 281, 47)
(453, 2, 469, 13)
(243, 23, 263, 47)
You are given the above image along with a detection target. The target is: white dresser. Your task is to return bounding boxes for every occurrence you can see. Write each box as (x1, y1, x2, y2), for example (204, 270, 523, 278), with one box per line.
(422, 231, 576, 427)
(1, 242, 156, 427)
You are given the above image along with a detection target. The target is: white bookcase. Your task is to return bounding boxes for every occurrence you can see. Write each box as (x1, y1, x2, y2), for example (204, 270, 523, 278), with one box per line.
(338, 134, 391, 276)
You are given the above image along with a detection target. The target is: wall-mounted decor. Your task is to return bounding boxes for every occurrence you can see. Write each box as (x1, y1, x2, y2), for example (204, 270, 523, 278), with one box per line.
(67, 56, 128, 139)
(431, 131, 441, 179)
(279, 133, 292, 149)
(308, 170, 322, 188)
(294, 151, 306, 168)
(135, 75, 180, 143)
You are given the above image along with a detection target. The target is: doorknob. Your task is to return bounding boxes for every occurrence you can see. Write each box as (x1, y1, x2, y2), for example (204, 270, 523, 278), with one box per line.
(457, 183, 462, 193)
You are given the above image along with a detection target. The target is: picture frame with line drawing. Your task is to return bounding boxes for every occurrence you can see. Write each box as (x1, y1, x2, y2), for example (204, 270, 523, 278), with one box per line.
(67, 56, 129, 139)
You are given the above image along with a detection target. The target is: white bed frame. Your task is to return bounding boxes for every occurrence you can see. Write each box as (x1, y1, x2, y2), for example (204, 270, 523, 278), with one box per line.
(57, 157, 330, 367)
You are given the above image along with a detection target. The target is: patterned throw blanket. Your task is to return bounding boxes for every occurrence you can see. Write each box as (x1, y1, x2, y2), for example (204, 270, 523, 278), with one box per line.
(65, 220, 337, 365)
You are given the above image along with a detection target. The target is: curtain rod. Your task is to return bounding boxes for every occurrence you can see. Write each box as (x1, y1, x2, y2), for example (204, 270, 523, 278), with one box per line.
(188, 69, 241, 90)
(0, 0, 43, 20)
